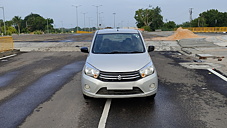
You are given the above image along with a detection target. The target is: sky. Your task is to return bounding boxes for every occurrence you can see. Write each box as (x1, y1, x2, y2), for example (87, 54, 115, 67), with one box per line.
(0, 0, 226, 28)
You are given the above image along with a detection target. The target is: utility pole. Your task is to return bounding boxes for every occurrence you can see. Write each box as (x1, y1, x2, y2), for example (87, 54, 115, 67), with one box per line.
(189, 8, 193, 23)
(0, 7, 6, 35)
(72, 5, 81, 33)
(92, 5, 102, 30)
(113, 13, 116, 28)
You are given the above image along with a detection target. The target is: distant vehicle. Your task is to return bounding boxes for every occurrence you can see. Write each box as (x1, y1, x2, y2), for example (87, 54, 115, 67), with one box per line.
(105, 27, 113, 29)
(80, 29, 158, 99)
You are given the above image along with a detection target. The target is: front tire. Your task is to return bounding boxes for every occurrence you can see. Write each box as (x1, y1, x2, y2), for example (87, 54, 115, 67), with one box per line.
(83, 94, 92, 99)
(146, 94, 156, 100)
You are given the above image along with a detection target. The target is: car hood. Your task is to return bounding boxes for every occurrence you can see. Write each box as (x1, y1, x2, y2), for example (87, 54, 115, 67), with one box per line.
(86, 53, 152, 72)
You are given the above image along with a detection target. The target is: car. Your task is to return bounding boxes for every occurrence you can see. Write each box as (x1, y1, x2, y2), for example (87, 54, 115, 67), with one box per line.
(80, 29, 158, 99)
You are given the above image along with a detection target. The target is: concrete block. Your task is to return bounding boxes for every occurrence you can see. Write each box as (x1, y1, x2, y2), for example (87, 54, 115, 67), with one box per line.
(196, 54, 215, 58)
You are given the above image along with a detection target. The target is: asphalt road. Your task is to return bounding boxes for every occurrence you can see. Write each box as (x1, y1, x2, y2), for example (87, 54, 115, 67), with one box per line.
(0, 34, 227, 128)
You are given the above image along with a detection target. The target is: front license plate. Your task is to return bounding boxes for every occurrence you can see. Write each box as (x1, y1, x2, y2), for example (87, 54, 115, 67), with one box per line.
(107, 83, 133, 90)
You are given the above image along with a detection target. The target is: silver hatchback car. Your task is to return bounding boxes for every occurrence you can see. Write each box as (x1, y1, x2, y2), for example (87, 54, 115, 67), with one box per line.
(80, 29, 158, 99)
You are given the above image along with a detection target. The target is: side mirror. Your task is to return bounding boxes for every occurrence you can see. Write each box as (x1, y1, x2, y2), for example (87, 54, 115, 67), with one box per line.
(148, 46, 155, 52)
(80, 47, 89, 53)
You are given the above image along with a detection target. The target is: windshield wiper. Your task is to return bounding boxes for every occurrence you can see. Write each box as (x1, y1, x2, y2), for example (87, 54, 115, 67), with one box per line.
(97, 51, 144, 54)
(108, 51, 128, 54)
(129, 51, 144, 53)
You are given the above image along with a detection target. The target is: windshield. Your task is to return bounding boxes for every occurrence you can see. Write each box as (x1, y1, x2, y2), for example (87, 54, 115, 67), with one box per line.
(92, 33, 145, 54)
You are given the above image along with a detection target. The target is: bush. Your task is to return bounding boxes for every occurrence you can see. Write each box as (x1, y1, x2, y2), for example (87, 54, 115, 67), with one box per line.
(3, 26, 17, 35)
(142, 26, 151, 32)
(33, 30, 43, 34)
(6, 31, 12, 36)
(161, 27, 174, 31)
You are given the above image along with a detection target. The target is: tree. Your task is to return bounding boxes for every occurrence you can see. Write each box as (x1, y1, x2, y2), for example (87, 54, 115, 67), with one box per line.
(199, 9, 227, 27)
(0, 20, 3, 34)
(134, 6, 163, 31)
(22, 13, 54, 33)
(200, 9, 219, 27)
(23, 13, 45, 32)
(6, 26, 16, 35)
(190, 17, 208, 27)
(162, 21, 176, 30)
(45, 18, 54, 33)
(5, 20, 13, 27)
(150, 7, 164, 30)
(12, 16, 22, 34)
(134, 9, 153, 27)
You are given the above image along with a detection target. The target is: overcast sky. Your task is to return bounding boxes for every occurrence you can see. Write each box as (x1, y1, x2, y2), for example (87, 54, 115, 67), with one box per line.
(0, 0, 226, 28)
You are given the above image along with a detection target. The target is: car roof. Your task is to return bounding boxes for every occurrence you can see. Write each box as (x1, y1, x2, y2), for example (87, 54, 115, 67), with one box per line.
(96, 29, 139, 34)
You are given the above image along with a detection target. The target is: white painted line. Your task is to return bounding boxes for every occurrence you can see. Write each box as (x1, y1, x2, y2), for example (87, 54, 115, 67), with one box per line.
(98, 99, 112, 128)
(207, 68, 227, 82)
(0, 54, 17, 60)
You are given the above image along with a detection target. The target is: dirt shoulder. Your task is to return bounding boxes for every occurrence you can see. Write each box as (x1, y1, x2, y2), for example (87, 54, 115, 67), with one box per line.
(12, 32, 160, 42)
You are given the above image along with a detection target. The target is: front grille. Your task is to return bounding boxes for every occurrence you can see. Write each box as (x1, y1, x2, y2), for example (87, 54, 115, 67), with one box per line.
(97, 87, 144, 95)
(98, 71, 141, 82)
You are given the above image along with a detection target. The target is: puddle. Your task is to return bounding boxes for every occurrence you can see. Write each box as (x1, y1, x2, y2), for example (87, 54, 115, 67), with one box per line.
(0, 71, 20, 88)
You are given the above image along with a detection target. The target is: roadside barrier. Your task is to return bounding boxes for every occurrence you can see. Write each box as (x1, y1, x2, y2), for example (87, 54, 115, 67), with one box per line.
(182, 27, 227, 33)
(0, 36, 14, 52)
(76, 31, 93, 34)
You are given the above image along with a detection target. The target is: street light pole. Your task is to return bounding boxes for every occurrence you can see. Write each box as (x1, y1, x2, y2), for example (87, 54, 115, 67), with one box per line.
(61, 21, 63, 33)
(82, 12, 87, 29)
(72, 5, 81, 33)
(0, 7, 6, 35)
(88, 17, 91, 32)
(93, 5, 102, 30)
(99, 12, 103, 28)
(113, 13, 116, 28)
(46, 18, 49, 34)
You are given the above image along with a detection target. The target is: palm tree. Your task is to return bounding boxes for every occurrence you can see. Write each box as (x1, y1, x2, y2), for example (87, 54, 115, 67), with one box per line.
(12, 16, 22, 34)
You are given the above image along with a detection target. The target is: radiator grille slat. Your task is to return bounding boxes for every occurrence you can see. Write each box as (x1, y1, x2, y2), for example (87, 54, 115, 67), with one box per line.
(98, 71, 141, 82)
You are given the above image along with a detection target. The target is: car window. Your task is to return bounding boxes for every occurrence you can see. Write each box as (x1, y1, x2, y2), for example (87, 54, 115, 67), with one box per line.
(92, 33, 145, 54)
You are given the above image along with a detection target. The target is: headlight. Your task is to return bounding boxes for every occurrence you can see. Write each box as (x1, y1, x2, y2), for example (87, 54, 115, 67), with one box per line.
(139, 62, 155, 78)
(84, 63, 100, 78)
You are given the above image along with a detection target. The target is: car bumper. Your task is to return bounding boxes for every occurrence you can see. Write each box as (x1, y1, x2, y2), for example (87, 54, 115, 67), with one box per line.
(81, 71, 158, 98)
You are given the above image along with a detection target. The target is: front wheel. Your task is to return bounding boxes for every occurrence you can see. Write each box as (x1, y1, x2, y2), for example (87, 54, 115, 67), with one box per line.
(83, 94, 92, 99)
(146, 94, 156, 100)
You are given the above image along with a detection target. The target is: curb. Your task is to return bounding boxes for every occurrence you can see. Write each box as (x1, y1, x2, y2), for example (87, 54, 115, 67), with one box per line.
(0, 49, 20, 58)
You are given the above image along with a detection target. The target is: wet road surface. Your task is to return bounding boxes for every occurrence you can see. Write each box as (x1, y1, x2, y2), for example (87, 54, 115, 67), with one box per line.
(0, 52, 226, 127)
(0, 61, 84, 128)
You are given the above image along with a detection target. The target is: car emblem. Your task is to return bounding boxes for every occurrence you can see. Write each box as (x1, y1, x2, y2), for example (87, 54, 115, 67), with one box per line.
(118, 75, 122, 80)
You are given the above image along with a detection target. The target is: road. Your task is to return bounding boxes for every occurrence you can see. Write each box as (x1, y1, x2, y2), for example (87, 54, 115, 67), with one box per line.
(0, 33, 227, 128)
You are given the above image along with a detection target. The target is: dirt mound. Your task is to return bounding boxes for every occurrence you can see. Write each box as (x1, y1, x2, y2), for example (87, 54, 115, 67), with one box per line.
(152, 27, 204, 40)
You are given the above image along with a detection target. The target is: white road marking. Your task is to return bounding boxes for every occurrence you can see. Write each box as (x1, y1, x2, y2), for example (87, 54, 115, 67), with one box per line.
(98, 99, 112, 128)
(207, 68, 227, 82)
(0, 54, 17, 60)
